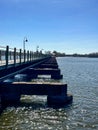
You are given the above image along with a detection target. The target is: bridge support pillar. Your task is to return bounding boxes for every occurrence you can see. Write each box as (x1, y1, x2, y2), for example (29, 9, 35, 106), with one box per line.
(0, 83, 21, 105)
(1, 93, 21, 105)
(51, 74, 63, 79)
(47, 94, 73, 107)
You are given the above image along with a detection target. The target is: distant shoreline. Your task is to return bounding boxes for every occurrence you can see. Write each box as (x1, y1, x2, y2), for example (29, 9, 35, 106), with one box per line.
(56, 55, 98, 58)
(52, 51, 98, 58)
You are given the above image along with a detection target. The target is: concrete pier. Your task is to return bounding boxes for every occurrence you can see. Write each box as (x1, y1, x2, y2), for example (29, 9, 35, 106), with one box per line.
(0, 56, 73, 108)
(20, 56, 63, 79)
(38, 64, 58, 69)
(0, 82, 72, 106)
(47, 94, 73, 106)
(22, 68, 63, 79)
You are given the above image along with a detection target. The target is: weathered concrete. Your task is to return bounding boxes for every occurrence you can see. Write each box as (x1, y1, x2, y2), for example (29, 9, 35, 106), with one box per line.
(22, 68, 63, 79)
(47, 94, 73, 106)
(0, 82, 68, 105)
(37, 64, 58, 69)
(0, 82, 67, 96)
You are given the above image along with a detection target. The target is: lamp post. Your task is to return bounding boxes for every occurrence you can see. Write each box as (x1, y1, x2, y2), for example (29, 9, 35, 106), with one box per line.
(23, 37, 28, 51)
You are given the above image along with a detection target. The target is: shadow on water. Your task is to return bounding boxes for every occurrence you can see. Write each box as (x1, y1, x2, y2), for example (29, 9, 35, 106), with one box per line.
(0, 100, 73, 115)
(0, 105, 7, 115)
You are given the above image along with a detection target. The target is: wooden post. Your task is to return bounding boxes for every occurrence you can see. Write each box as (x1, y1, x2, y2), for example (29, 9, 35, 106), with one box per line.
(19, 49, 22, 64)
(6, 46, 9, 68)
(14, 48, 16, 66)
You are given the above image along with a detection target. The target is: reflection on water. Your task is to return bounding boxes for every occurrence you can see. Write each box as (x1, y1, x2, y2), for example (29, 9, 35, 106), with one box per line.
(0, 57, 98, 130)
(0, 105, 71, 130)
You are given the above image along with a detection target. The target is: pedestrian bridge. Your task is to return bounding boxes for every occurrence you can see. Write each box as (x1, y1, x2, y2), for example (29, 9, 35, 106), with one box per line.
(0, 45, 73, 109)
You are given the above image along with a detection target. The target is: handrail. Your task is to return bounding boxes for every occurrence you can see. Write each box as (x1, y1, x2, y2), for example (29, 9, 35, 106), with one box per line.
(0, 45, 50, 69)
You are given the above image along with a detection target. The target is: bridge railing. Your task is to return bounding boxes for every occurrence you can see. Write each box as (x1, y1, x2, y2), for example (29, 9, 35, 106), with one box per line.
(0, 45, 48, 68)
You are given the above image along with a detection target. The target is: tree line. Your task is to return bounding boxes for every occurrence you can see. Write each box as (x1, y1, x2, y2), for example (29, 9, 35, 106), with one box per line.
(52, 51, 98, 58)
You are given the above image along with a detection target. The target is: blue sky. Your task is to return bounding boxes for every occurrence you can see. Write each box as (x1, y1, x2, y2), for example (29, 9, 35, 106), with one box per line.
(0, 0, 98, 54)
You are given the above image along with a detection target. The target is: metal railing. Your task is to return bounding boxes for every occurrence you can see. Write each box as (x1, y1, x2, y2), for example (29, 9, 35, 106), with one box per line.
(0, 45, 47, 68)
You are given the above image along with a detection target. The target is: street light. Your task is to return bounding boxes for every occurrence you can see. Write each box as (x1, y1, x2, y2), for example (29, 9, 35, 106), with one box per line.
(23, 37, 28, 51)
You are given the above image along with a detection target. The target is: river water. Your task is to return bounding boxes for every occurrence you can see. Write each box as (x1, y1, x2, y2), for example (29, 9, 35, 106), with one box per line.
(0, 57, 98, 130)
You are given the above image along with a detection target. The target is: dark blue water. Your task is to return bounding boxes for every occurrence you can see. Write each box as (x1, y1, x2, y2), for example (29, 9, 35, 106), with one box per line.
(0, 57, 98, 130)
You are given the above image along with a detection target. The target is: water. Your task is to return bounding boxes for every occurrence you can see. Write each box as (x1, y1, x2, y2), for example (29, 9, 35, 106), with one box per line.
(0, 57, 98, 130)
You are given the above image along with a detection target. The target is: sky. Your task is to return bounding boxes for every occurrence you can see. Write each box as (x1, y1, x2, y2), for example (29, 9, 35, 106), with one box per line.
(0, 0, 98, 54)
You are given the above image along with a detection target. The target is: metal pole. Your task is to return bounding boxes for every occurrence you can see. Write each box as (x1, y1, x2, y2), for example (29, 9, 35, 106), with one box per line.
(23, 40, 25, 51)
(23, 37, 28, 51)
(6, 46, 9, 68)
(14, 48, 16, 66)
(20, 49, 22, 64)
(24, 49, 26, 63)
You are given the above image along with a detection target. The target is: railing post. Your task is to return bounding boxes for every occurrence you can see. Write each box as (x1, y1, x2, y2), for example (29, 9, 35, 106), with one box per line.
(9, 51, 11, 60)
(21, 51, 23, 63)
(27, 50, 29, 62)
(31, 52, 34, 61)
(33, 52, 34, 61)
(6, 45, 9, 68)
(14, 48, 16, 66)
(0, 50, 1, 61)
(19, 49, 22, 64)
(28, 51, 30, 61)
(28, 51, 30, 62)
(24, 50, 26, 63)
(30, 51, 31, 62)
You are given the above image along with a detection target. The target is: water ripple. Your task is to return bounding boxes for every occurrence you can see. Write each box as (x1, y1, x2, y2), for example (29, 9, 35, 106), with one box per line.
(0, 57, 98, 130)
